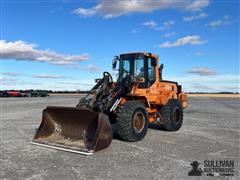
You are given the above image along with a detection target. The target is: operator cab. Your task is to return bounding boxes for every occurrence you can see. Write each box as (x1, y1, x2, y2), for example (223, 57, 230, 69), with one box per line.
(112, 53, 157, 88)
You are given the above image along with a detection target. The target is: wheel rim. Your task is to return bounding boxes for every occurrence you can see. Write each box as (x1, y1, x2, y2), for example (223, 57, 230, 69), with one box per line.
(173, 107, 181, 123)
(133, 112, 145, 133)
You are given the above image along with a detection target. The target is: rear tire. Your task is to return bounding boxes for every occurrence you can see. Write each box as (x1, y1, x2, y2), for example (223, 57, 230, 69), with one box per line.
(160, 99, 183, 131)
(116, 100, 148, 142)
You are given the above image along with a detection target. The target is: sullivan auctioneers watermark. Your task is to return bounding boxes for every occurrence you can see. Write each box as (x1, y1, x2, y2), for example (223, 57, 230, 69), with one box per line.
(188, 160, 235, 177)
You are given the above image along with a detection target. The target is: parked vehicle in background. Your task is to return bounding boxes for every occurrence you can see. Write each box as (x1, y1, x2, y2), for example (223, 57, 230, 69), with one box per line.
(6, 91, 22, 97)
(0, 90, 49, 97)
(38, 92, 49, 97)
(30, 92, 39, 97)
(29, 91, 49, 97)
(20, 92, 31, 97)
(0, 91, 10, 97)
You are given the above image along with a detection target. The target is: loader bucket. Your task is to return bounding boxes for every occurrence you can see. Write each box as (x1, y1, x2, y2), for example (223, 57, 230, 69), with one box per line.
(32, 106, 112, 155)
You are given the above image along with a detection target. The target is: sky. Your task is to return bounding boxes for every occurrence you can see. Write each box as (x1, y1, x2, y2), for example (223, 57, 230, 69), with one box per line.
(0, 0, 239, 92)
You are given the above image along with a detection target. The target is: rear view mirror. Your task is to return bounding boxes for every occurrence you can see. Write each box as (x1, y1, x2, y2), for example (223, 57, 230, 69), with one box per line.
(112, 56, 119, 70)
(112, 61, 117, 69)
(159, 64, 164, 80)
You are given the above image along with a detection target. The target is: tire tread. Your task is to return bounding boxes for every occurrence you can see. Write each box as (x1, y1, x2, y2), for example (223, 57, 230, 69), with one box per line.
(116, 100, 148, 141)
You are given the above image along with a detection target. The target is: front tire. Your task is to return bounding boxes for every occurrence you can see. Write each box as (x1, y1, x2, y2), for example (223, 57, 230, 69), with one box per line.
(116, 101, 148, 141)
(160, 99, 183, 131)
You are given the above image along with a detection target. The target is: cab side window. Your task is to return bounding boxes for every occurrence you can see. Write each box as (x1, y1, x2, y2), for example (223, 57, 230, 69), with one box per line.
(148, 58, 155, 84)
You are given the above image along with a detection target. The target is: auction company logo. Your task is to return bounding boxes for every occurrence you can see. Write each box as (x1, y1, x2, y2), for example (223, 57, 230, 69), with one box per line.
(188, 160, 234, 177)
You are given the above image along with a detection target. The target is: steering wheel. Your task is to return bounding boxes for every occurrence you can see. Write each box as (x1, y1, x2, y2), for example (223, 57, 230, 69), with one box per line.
(121, 69, 137, 81)
(103, 71, 113, 83)
(122, 69, 129, 75)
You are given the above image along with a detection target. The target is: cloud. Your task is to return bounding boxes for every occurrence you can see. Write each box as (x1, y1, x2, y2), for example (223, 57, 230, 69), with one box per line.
(163, 32, 175, 38)
(33, 74, 69, 79)
(195, 51, 204, 56)
(188, 67, 216, 76)
(183, 12, 209, 22)
(69, 64, 101, 72)
(142, 20, 157, 28)
(2, 72, 23, 77)
(17, 80, 41, 86)
(1, 79, 43, 88)
(223, 15, 230, 20)
(59, 81, 94, 87)
(1, 76, 96, 90)
(83, 64, 101, 72)
(0, 40, 90, 65)
(185, 0, 210, 11)
(73, 0, 210, 18)
(209, 20, 222, 27)
(0, 77, 18, 86)
(0, 77, 18, 82)
(164, 20, 175, 27)
(190, 83, 215, 91)
(2, 72, 69, 80)
(206, 15, 233, 28)
(159, 35, 207, 48)
(1, 76, 41, 87)
(143, 20, 175, 31)
(55, 79, 96, 90)
(73, 4, 102, 17)
(131, 29, 141, 34)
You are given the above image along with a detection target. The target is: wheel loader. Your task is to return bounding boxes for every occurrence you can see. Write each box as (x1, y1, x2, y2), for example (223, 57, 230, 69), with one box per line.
(32, 52, 187, 155)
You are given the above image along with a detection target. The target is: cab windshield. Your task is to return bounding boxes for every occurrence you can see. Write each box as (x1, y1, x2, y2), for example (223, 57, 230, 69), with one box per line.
(118, 53, 145, 81)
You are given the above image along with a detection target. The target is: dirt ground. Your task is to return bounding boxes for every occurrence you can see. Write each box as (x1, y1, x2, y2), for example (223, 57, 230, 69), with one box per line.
(0, 95, 239, 179)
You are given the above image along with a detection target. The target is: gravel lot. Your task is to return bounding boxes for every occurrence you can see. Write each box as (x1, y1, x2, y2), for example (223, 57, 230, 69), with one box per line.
(0, 95, 239, 179)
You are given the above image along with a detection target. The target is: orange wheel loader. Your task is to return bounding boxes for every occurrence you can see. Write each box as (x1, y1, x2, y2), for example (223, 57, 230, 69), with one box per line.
(32, 52, 187, 155)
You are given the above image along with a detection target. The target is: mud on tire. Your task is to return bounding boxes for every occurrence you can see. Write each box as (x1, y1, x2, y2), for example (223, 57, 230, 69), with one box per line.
(116, 100, 148, 142)
(160, 99, 183, 131)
